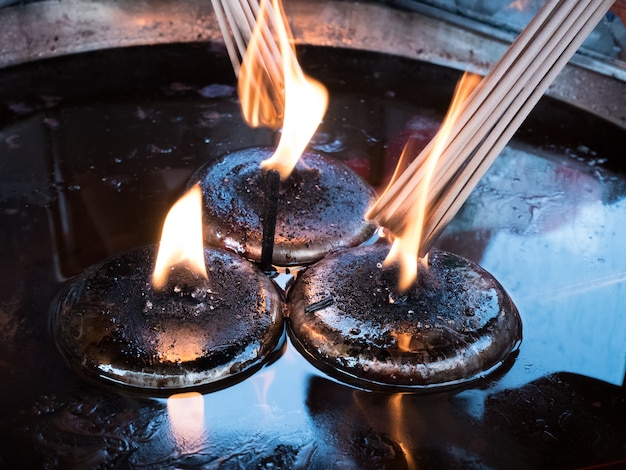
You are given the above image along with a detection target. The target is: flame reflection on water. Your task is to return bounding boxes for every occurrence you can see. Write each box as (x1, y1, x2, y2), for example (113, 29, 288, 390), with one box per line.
(167, 392, 206, 454)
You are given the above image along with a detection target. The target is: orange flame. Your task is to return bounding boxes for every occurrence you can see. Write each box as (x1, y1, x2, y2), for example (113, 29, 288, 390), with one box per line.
(383, 73, 480, 291)
(167, 392, 205, 453)
(239, 0, 328, 179)
(152, 184, 208, 289)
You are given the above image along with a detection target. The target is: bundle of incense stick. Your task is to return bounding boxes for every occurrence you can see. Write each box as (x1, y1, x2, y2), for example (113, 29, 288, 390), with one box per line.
(211, 0, 287, 128)
(366, 0, 614, 256)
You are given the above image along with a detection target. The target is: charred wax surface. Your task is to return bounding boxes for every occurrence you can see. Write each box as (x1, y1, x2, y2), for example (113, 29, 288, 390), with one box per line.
(192, 147, 377, 266)
(53, 246, 283, 391)
(289, 244, 522, 390)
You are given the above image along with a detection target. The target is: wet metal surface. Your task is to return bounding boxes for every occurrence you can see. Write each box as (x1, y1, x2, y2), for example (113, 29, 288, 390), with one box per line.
(0, 44, 624, 467)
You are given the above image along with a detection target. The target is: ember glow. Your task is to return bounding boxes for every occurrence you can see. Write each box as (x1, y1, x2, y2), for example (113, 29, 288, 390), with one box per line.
(239, 0, 328, 179)
(381, 73, 480, 290)
(167, 392, 205, 453)
(152, 184, 208, 289)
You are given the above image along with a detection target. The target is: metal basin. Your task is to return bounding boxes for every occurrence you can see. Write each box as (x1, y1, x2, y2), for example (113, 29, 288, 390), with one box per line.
(0, 1, 624, 468)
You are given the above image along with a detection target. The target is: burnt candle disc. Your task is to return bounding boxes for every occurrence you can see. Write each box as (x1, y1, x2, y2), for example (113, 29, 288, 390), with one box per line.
(190, 147, 377, 266)
(289, 244, 522, 391)
(52, 246, 284, 392)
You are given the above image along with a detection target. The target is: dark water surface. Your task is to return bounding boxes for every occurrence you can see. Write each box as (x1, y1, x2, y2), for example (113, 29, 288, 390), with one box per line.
(0, 44, 624, 468)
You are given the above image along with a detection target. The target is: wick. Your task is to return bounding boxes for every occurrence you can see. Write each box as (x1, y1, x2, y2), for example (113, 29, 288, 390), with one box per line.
(260, 169, 280, 274)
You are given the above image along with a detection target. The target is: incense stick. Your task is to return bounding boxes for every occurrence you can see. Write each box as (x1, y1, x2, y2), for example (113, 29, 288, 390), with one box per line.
(419, 2, 613, 254)
(211, 0, 286, 126)
(378, 0, 595, 229)
(370, 0, 579, 226)
(367, 0, 568, 222)
(366, 0, 614, 255)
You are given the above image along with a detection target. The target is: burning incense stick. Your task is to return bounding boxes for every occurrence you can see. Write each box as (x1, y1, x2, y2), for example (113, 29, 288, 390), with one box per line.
(367, 0, 614, 256)
(211, 0, 287, 128)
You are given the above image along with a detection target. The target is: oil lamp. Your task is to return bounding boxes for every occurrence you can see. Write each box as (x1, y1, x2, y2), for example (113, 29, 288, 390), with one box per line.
(52, 185, 284, 392)
(190, 146, 377, 266)
(289, 243, 522, 390)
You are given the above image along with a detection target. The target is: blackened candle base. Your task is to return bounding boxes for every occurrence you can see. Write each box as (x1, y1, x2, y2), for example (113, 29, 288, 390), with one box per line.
(289, 244, 522, 391)
(52, 246, 284, 392)
(191, 147, 377, 266)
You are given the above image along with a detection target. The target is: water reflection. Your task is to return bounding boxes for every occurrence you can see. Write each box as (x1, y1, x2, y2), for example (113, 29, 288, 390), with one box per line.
(167, 392, 205, 454)
(305, 372, 626, 468)
(440, 144, 626, 387)
(305, 375, 496, 469)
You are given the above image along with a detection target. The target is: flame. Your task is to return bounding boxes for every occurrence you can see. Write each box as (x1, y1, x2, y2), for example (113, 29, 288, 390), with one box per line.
(152, 184, 208, 289)
(383, 73, 480, 291)
(239, 0, 328, 179)
(167, 392, 205, 453)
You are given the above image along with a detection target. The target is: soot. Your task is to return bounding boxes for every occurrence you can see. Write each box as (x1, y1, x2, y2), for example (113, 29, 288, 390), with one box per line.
(190, 147, 377, 266)
(289, 244, 522, 391)
(52, 246, 284, 392)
